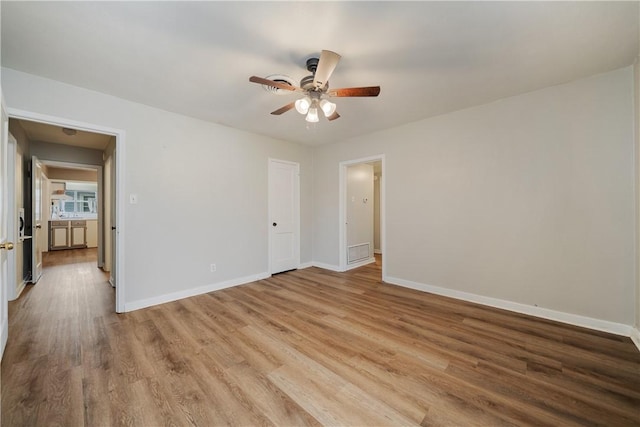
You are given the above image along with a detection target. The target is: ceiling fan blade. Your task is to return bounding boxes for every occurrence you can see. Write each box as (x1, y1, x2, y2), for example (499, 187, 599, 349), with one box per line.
(328, 86, 381, 97)
(313, 50, 341, 89)
(249, 76, 301, 92)
(327, 111, 340, 121)
(270, 102, 295, 115)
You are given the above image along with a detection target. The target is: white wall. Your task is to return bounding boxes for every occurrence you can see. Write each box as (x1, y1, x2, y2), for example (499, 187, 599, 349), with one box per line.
(346, 163, 374, 261)
(313, 66, 635, 326)
(47, 167, 97, 181)
(2, 68, 314, 309)
(31, 141, 103, 165)
(3, 65, 636, 330)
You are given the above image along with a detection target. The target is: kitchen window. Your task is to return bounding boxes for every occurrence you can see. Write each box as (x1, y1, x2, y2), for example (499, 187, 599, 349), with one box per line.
(62, 190, 97, 214)
(51, 181, 98, 218)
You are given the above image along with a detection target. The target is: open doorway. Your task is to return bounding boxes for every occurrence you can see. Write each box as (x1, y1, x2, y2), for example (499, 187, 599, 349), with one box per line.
(339, 155, 385, 278)
(41, 161, 103, 266)
(5, 115, 122, 312)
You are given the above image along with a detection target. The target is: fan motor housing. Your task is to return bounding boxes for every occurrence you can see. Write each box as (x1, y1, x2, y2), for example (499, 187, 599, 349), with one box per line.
(300, 75, 315, 91)
(300, 74, 328, 92)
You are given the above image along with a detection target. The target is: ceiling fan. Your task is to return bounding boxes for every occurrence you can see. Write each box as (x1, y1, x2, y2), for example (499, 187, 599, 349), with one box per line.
(249, 50, 380, 123)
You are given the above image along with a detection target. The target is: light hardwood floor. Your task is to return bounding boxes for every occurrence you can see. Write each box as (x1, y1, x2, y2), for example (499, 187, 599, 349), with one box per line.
(2, 251, 639, 426)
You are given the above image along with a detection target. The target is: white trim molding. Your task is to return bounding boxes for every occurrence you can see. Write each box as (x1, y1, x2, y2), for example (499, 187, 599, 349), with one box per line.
(125, 272, 270, 312)
(631, 327, 640, 352)
(0, 316, 7, 361)
(303, 259, 375, 273)
(13, 280, 26, 301)
(345, 257, 376, 271)
(298, 262, 313, 269)
(311, 262, 342, 272)
(385, 276, 634, 338)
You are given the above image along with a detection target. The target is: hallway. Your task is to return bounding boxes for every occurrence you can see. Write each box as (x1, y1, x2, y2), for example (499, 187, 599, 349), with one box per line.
(2, 248, 115, 425)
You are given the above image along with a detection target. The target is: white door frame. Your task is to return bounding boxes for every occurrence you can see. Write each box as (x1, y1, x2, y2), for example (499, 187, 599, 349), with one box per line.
(268, 158, 300, 275)
(7, 108, 126, 313)
(339, 154, 386, 278)
(6, 134, 17, 300)
(1, 93, 9, 357)
(40, 160, 104, 268)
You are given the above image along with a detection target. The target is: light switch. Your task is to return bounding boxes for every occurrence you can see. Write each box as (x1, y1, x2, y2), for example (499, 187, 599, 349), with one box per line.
(129, 194, 138, 204)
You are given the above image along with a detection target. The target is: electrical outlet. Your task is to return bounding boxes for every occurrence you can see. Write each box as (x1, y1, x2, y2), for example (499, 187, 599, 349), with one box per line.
(210, 264, 216, 272)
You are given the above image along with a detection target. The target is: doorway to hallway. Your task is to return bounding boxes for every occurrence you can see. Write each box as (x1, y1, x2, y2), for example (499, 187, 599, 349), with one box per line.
(339, 154, 385, 278)
(5, 112, 124, 313)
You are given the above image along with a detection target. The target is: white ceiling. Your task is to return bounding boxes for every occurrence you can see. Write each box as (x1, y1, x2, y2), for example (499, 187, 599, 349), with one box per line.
(2, 2, 638, 146)
(17, 119, 113, 151)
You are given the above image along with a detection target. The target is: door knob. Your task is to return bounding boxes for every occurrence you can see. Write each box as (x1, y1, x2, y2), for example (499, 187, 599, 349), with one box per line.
(0, 242, 14, 251)
(35, 224, 42, 229)
(272, 222, 277, 227)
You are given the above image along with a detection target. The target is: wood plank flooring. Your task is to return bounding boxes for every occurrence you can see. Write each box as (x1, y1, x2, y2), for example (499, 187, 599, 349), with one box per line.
(2, 251, 639, 426)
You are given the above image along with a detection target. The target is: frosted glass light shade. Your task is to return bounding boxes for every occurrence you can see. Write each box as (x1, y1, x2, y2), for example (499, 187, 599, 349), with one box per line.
(295, 97, 311, 114)
(319, 99, 336, 117)
(305, 107, 319, 123)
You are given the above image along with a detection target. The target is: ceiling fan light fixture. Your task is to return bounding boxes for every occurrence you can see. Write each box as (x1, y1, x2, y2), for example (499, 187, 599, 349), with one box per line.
(319, 99, 337, 117)
(249, 49, 380, 125)
(305, 107, 319, 123)
(295, 96, 311, 114)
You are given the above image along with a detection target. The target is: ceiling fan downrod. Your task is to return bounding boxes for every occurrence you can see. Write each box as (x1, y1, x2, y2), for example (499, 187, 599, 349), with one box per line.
(306, 57, 319, 74)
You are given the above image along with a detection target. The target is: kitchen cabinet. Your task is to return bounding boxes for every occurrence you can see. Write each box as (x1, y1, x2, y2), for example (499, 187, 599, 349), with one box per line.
(50, 221, 69, 250)
(86, 220, 98, 248)
(49, 220, 87, 250)
(70, 221, 87, 247)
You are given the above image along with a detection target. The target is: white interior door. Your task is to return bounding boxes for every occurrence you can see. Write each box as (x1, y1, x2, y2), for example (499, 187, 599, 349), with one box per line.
(1, 91, 12, 358)
(269, 159, 299, 274)
(31, 155, 43, 283)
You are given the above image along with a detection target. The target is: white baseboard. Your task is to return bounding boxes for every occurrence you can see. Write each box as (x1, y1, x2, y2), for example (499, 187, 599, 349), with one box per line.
(374, 249, 382, 254)
(298, 262, 313, 269)
(310, 262, 342, 272)
(385, 276, 632, 337)
(8, 280, 27, 302)
(15, 280, 26, 300)
(345, 257, 376, 271)
(631, 327, 640, 352)
(124, 272, 270, 312)
(310, 258, 375, 273)
(0, 315, 7, 361)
